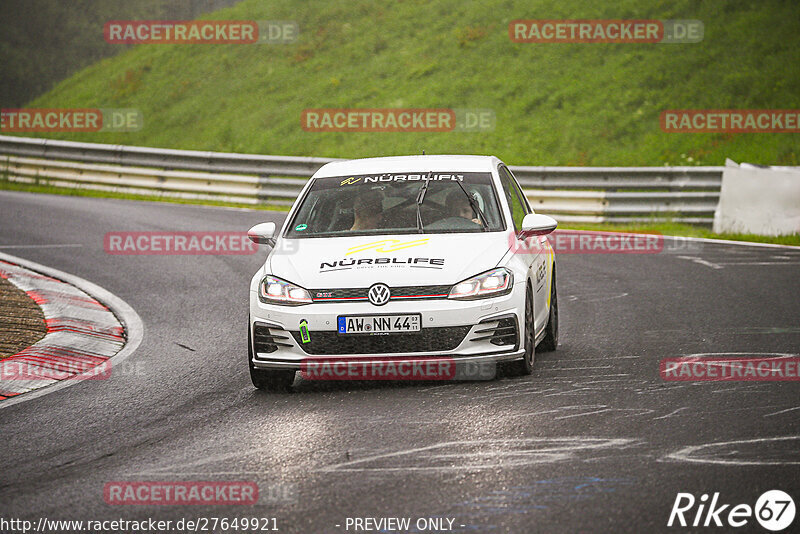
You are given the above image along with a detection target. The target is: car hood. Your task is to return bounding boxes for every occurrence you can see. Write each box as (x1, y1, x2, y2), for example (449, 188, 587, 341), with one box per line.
(268, 233, 511, 289)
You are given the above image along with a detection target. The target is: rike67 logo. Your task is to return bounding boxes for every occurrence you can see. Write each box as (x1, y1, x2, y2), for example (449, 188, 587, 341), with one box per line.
(668, 490, 795, 531)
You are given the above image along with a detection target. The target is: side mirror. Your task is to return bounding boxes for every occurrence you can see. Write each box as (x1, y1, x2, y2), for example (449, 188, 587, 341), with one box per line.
(247, 222, 277, 246)
(520, 213, 558, 236)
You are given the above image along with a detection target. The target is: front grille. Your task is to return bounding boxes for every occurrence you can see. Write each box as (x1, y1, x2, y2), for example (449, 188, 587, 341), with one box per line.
(309, 285, 451, 303)
(394, 285, 452, 298)
(291, 326, 470, 355)
(253, 322, 292, 354)
(470, 316, 518, 348)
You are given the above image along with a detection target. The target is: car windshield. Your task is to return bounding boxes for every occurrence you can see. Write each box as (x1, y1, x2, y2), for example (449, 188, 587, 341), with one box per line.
(285, 172, 505, 238)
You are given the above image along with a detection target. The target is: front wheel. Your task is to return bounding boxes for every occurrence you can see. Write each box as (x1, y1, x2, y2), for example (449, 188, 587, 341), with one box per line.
(248, 320, 295, 391)
(538, 267, 558, 352)
(509, 284, 535, 376)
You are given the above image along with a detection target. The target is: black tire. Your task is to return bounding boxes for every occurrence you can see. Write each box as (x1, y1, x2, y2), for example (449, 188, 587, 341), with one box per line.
(248, 320, 295, 391)
(509, 284, 535, 376)
(538, 267, 558, 352)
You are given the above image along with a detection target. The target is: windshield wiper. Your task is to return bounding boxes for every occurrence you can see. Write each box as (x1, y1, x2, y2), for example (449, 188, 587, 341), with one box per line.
(454, 178, 489, 231)
(415, 170, 433, 233)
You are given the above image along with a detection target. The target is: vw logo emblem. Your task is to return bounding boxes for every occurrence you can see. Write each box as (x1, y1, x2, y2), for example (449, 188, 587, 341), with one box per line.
(368, 283, 391, 306)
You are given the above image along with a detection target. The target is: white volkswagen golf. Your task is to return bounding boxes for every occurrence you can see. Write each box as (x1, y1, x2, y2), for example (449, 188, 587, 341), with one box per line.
(247, 155, 558, 390)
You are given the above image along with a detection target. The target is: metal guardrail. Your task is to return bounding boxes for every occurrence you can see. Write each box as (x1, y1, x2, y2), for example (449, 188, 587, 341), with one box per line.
(0, 135, 335, 177)
(0, 135, 723, 224)
(1, 155, 303, 206)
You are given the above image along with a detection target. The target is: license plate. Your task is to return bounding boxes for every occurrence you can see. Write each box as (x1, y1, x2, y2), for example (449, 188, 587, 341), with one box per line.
(337, 314, 421, 334)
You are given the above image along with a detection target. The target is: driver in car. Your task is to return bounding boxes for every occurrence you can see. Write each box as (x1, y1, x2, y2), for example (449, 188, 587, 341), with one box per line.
(350, 189, 384, 231)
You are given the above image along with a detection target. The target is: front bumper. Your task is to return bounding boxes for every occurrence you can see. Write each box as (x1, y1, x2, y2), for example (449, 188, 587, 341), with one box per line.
(249, 288, 524, 370)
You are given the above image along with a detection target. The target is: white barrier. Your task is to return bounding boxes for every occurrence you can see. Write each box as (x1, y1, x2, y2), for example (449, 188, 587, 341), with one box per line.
(713, 161, 800, 236)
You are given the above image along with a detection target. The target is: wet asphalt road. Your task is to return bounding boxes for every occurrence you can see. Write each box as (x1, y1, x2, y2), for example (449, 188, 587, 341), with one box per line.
(1, 190, 799, 533)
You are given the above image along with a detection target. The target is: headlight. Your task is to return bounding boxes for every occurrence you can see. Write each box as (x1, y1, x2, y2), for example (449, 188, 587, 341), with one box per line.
(448, 268, 513, 300)
(259, 275, 312, 305)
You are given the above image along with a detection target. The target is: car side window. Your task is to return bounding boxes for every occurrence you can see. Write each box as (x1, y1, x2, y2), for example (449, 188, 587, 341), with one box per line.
(499, 165, 528, 233)
(507, 168, 532, 215)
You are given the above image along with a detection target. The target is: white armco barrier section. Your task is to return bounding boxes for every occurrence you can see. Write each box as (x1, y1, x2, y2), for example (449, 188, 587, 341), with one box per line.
(713, 160, 800, 236)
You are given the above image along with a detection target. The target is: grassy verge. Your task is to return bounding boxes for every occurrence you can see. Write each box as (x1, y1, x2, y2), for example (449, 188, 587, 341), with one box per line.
(16, 0, 800, 167)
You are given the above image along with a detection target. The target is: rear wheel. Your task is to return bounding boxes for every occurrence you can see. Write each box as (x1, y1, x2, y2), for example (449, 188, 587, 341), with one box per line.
(248, 320, 295, 391)
(538, 268, 558, 352)
(509, 284, 535, 376)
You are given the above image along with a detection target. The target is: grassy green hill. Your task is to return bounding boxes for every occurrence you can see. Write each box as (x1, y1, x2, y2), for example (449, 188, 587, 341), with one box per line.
(0, 0, 242, 107)
(8, 0, 800, 166)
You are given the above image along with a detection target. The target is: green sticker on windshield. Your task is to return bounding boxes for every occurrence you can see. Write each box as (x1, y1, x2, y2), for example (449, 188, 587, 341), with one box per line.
(295, 224, 308, 231)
